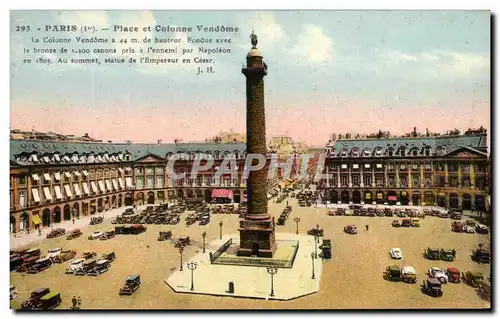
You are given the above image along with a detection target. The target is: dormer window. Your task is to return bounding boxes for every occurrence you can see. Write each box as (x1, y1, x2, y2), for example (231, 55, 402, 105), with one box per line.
(340, 148, 348, 157)
(363, 148, 371, 157)
(351, 147, 360, 157)
(398, 147, 406, 157)
(424, 147, 431, 156)
(387, 147, 394, 157)
(436, 146, 446, 156)
(374, 147, 382, 156)
(410, 147, 419, 157)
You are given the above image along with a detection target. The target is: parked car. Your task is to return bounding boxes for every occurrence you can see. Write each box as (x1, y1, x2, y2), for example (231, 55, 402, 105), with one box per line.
(65, 258, 86, 274)
(391, 220, 401, 227)
(38, 292, 62, 310)
(472, 248, 491, 264)
(401, 218, 412, 227)
(424, 248, 441, 260)
(440, 249, 456, 261)
(462, 271, 485, 287)
(385, 265, 402, 281)
(175, 236, 191, 248)
(21, 288, 50, 309)
(401, 266, 417, 283)
(446, 267, 461, 283)
(82, 251, 97, 260)
(428, 267, 448, 283)
(411, 219, 420, 227)
(87, 259, 110, 276)
(74, 260, 97, 276)
(47, 248, 62, 260)
(52, 250, 76, 263)
(66, 229, 82, 240)
(389, 248, 403, 259)
(476, 224, 489, 234)
(88, 230, 103, 240)
(422, 278, 443, 297)
(100, 230, 115, 240)
(119, 274, 141, 295)
(27, 257, 52, 274)
(344, 225, 357, 234)
(451, 221, 464, 232)
(463, 225, 475, 233)
(46, 228, 65, 239)
(102, 252, 116, 262)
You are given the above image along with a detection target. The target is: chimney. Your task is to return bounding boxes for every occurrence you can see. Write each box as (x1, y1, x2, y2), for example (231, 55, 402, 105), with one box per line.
(426, 128, 429, 136)
(108, 140, 112, 143)
(84, 133, 89, 138)
(413, 127, 417, 137)
(157, 139, 162, 144)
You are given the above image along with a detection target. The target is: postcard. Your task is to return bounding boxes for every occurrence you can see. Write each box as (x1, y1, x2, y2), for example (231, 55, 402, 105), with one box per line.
(9, 10, 491, 310)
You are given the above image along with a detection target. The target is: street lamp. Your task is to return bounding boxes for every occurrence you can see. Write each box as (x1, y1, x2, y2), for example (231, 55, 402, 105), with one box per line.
(314, 234, 318, 259)
(219, 221, 223, 240)
(311, 252, 316, 279)
(179, 246, 184, 271)
(294, 217, 300, 235)
(187, 261, 198, 291)
(316, 224, 320, 243)
(266, 266, 278, 297)
(202, 231, 207, 253)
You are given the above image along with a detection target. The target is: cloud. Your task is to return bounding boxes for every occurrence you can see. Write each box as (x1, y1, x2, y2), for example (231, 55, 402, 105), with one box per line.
(290, 24, 334, 63)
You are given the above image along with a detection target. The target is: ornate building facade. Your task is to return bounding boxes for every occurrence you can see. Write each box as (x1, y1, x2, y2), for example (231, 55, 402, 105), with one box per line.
(9, 140, 281, 234)
(320, 130, 489, 210)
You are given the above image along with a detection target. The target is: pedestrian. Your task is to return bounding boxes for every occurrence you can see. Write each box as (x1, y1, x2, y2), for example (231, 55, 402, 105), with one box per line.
(365, 225, 369, 231)
(72, 218, 75, 224)
(71, 296, 77, 309)
(38, 228, 41, 236)
(452, 249, 456, 259)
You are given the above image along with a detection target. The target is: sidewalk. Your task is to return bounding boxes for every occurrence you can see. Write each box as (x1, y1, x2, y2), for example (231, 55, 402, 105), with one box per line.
(10, 205, 148, 250)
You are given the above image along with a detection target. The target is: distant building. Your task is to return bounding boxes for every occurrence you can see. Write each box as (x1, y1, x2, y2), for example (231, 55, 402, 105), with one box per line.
(10, 129, 102, 143)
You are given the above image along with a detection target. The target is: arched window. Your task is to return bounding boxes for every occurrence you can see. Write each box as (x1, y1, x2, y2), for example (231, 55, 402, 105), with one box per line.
(363, 148, 371, 157)
(374, 147, 383, 156)
(340, 148, 348, 157)
(410, 147, 419, 157)
(398, 146, 406, 157)
(387, 147, 394, 157)
(424, 146, 431, 156)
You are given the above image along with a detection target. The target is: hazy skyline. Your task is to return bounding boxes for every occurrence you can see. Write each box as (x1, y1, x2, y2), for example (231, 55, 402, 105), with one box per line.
(10, 10, 491, 145)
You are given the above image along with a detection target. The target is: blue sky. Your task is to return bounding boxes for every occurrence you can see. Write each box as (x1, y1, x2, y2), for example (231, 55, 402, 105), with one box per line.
(10, 10, 491, 145)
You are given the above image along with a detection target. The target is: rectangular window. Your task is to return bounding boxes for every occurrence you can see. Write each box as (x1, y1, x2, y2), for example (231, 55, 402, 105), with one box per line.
(449, 176, 458, 187)
(387, 164, 394, 171)
(448, 163, 458, 172)
(177, 179, 184, 187)
(400, 176, 407, 187)
(475, 177, 485, 189)
(376, 174, 384, 187)
(387, 175, 395, 187)
(363, 175, 372, 186)
(206, 176, 212, 186)
(461, 164, 470, 173)
(341, 175, 348, 187)
(156, 176, 164, 188)
(462, 176, 471, 187)
(19, 175, 26, 185)
(197, 175, 202, 186)
(437, 176, 445, 187)
(424, 163, 431, 171)
(352, 175, 360, 187)
(156, 167, 164, 175)
(412, 174, 420, 188)
(147, 176, 154, 188)
(125, 167, 132, 175)
(146, 167, 154, 175)
(136, 177, 144, 189)
(424, 175, 432, 187)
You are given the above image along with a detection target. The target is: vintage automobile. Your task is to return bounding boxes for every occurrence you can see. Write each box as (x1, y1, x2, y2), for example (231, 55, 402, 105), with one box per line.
(65, 258, 86, 274)
(90, 216, 104, 225)
(385, 265, 402, 281)
(66, 229, 82, 240)
(476, 224, 489, 234)
(52, 250, 76, 263)
(81, 251, 97, 260)
(46, 228, 66, 239)
(307, 228, 324, 237)
(27, 257, 52, 274)
(401, 266, 417, 283)
(422, 278, 443, 297)
(424, 248, 441, 260)
(463, 225, 475, 233)
(344, 225, 357, 234)
(157, 231, 173, 241)
(462, 271, 485, 287)
(123, 208, 135, 216)
(174, 236, 191, 248)
(102, 252, 116, 262)
(88, 230, 103, 240)
(389, 248, 403, 259)
(74, 259, 97, 276)
(450, 212, 463, 220)
(440, 249, 456, 261)
(446, 267, 461, 283)
(100, 230, 116, 240)
(87, 259, 111, 276)
(47, 248, 63, 260)
(119, 274, 141, 295)
(21, 288, 51, 309)
(472, 248, 491, 264)
(38, 292, 62, 310)
(10, 285, 17, 300)
(18, 255, 41, 273)
(411, 219, 420, 227)
(319, 239, 332, 259)
(391, 220, 401, 227)
(451, 221, 464, 233)
(130, 224, 147, 235)
(465, 220, 476, 227)
(428, 267, 448, 283)
(401, 218, 412, 227)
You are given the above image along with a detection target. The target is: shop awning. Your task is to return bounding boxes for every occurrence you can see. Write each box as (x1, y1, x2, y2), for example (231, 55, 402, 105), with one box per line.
(118, 178, 125, 189)
(376, 193, 383, 199)
(401, 191, 408, 196)
(54, 186, 62, 200)
(211, 189, 233, 199)
(82, 170, 89, 177)
(105, 180, 112, 192)
(43, 187, 52, 201)
(54, 172, 61, 181)
(43, 173, 51, 182)
(91, 181, 98, 194)
(112, 179, 119, 191)
(98, 181, 105, 193)
(31, 188, 40, 202)
(388, 196, 397, 201)
(64, 172, 71, 178)
(64, 184, 72, 197)
(126, 177, 132, 188)
(31, 174, 40, 181)
(82, 183, 90, 195)
(365, 193, 372, 199)
(74, 184, 81, 197)
(32, 215, 41, 225)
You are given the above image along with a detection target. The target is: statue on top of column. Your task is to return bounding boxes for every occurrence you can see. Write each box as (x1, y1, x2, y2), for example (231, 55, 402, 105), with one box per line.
(250, 31, 258, 48)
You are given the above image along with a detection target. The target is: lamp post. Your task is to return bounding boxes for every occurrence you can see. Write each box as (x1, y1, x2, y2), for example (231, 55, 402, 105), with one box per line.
(266, 266, 278, 297)
(294, 217, 300, 235)
(179, 246, 184, 271)
(311, 252, 316, 279)
(51, 212, 54, 230)
(314, 234, 318, 259)
(316, 224, 320, 243)
(187, 261, 198, 291)
(202, 231, 207, 253)
(219, 221, 223, 240)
